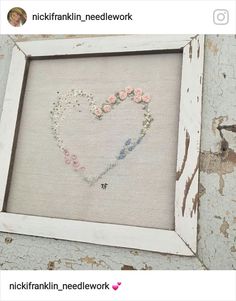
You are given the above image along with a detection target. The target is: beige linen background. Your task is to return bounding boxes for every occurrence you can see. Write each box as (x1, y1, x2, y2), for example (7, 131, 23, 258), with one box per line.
(6, 52, 182, 230)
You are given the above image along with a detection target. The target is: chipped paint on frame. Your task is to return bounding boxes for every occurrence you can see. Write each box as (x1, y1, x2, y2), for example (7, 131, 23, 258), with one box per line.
(0, 35, 204, 257)
(0, 34, 236, 270)
(175, 35, 205, 254)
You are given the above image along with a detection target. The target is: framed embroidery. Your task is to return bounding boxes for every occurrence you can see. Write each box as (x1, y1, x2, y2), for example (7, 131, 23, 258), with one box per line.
(51, 87, 153, 185)
(0, 35, 204, 256)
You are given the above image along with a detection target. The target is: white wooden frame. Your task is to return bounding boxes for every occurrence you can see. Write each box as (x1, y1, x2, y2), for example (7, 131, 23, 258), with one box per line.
(0, 35, 204, 256)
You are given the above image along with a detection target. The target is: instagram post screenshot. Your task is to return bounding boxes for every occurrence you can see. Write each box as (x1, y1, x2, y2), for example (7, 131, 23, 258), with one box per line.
(0, 0, 236, 300)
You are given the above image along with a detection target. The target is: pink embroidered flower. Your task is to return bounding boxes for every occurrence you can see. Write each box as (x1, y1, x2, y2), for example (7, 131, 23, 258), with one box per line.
(103, 104, 111, 113)
(73, 160, 80, 168)
(133, 95, 142, 103)
(94, 108, 102, 117)
(119, 90, 127, 100)
(64, 149, 70, 156)
(107, 95, 116, 104)
(142, 95, 151, 103)
(125, 86, 133, 94)
(134, 88, 143, 96)
(65, 157, 71, 165)
(71, 154, 77, 161)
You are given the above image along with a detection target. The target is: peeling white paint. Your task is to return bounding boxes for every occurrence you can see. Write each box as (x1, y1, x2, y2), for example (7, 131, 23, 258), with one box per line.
(0, 35, 235, 269)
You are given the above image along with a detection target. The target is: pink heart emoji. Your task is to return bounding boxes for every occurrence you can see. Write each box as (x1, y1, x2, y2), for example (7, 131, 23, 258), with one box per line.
(117, 282, 122, 286)
(112, 285, 119, 291)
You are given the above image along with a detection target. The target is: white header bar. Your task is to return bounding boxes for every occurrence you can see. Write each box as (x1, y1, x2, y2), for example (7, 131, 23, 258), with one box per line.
(0, 0, 235, 34)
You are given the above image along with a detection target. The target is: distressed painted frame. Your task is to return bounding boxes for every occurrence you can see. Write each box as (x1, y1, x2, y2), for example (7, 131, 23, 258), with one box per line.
(0, 35, 204, 256)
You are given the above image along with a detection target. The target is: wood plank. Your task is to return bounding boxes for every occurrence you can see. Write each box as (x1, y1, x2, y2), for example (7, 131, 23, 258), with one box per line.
(0, 47, 27, 211)
(16, 35, 193, 57)
(175, 35, 205, 253)
(0, 212, 193, 256)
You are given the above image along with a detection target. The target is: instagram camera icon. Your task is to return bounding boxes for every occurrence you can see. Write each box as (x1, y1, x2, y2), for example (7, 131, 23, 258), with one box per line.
(213, 9, 229, 25)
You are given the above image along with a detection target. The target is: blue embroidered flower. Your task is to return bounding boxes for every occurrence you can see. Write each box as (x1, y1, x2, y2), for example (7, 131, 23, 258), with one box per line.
(118, 153, 126, 160)
(125, 138, 132, 146)
(128, 145, 135, 151)
(120, 149, 126, 155)
(136, 137, 143, 144)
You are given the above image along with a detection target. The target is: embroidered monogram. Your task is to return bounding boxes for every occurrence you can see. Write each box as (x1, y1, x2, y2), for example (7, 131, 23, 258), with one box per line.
(50, 87, 154, 185)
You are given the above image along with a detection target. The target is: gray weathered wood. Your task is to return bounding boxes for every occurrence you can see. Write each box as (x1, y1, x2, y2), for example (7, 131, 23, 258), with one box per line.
(0, 35, 235, 270)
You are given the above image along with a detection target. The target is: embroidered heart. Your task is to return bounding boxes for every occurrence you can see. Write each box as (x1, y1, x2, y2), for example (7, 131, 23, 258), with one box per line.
(50, 86, 154, 185)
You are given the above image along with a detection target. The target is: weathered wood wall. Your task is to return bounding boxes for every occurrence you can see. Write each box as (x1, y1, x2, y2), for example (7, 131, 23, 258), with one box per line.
(0, 35, 235, 269)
